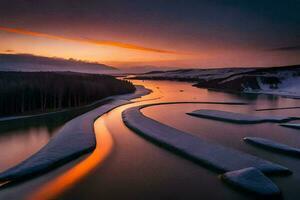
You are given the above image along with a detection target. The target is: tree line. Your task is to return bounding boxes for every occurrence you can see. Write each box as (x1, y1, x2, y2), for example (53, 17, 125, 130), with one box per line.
(0, 71, 135, 116)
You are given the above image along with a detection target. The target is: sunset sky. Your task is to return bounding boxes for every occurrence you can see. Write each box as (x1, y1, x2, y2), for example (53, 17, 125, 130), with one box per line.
(0, 0, 299, 68)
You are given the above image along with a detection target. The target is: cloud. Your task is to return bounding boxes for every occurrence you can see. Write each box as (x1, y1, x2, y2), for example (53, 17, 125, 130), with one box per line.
(270, 45, 300, 51)
(0, 25, 179, 54)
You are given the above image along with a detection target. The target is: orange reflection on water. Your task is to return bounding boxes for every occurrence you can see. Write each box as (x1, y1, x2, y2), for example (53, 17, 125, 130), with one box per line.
(28, 117, 113, 200)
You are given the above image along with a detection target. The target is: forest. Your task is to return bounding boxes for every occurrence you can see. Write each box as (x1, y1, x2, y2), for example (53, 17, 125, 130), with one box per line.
(0, 71, 135, 116)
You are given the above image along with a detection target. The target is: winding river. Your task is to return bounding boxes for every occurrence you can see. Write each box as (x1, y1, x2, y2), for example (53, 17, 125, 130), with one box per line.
(1, 79, 300, 199)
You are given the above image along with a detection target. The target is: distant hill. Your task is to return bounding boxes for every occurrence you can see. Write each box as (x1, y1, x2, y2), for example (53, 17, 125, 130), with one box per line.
(131, 64, 300, 98)
(121, 65, 179, 74)
(0, 54, 118, 74)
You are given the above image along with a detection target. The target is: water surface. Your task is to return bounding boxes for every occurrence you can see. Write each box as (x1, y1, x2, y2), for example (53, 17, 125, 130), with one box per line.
(0, 105, 106, 172)
(57, 80, 300, 200)
(2, 79, 300, 199)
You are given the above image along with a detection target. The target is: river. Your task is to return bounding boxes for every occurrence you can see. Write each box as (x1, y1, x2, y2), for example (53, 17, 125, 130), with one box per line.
(1, 79, 300, 199)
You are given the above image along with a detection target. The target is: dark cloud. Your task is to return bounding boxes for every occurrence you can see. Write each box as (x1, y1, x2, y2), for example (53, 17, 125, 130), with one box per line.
(270, 45, 300, 51)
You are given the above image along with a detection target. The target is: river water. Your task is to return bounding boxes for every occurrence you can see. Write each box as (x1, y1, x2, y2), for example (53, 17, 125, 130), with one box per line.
(58, 80, 300, 200)
(1, 79, 300, 199)
(0, 103, 108, 173)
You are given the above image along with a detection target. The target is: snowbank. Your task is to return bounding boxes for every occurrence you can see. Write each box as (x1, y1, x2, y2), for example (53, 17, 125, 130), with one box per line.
(187, 109, 299, 124)
(112, 85, 152, 101)
(0, 85, 151, 182)
(255, 106, 300, 111)
(280, 123, 300, 129)
(220, 167, 281, 196)
(244, 137, 300, 157)
(248, 76, 300, 99)
(122, 103, 290, 174)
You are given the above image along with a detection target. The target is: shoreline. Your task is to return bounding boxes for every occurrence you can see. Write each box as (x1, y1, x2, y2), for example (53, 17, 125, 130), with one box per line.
(127, 75, 300, 100)
(0, 96, 116, 123)
(122, 102, 290, 174)
(0, 85, 151, 183)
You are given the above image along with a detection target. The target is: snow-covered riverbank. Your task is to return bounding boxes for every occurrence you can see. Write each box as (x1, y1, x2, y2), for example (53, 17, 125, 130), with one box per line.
(122, 103, 290, 174)
(0, 85, 151, 182)
(122, 102, 292, 196)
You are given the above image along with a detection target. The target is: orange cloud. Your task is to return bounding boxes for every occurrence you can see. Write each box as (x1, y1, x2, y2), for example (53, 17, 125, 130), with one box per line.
(0, 25, 179, 54)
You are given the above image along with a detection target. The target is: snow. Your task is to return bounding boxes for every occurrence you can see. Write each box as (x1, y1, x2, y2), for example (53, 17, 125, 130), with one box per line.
(187, 109, 299, 124)
(137, 68, 255, 81)
(0, 85, 151, 182)
(112, 85, 152, 101)
(244, 137, 300, 157)
(255, 106, 300, 111)
(280, 123, 300, 129)
(220, 167, 281, 196)
(246, 74, 300, 99)
(122, 104, 291, 174)
(135, 67, 300, 99)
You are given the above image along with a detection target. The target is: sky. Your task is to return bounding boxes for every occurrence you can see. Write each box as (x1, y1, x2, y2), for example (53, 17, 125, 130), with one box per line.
(0, 0, 299, 68)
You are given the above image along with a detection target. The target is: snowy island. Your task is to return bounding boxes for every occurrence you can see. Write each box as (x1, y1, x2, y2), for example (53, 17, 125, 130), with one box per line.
(187, 109, 299, 124)
(122, 102, 291, 197)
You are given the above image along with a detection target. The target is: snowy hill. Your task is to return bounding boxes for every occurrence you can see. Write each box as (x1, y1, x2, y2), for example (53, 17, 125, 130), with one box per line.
(131, 65, 300, 98)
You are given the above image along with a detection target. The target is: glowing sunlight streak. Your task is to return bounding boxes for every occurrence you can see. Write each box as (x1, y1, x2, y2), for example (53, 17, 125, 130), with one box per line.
(0, 25, 179, 54)
(28, 117, 113, 200)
